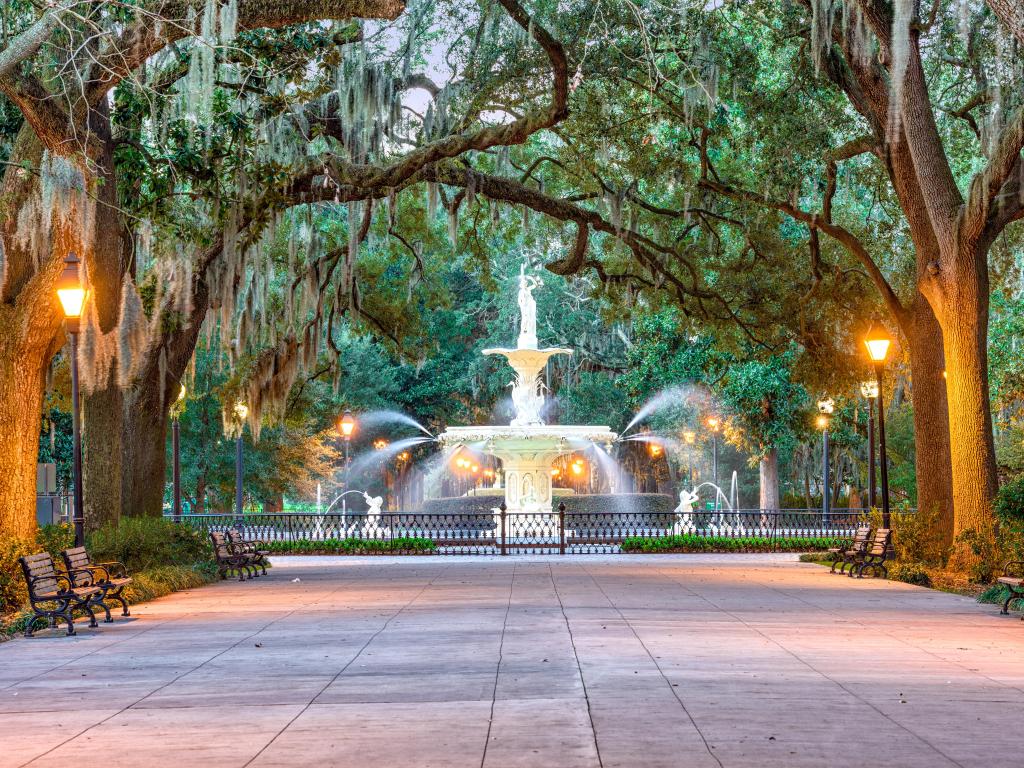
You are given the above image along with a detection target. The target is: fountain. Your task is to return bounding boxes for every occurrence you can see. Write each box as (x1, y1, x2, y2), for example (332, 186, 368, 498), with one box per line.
(439, 264, 617, 515)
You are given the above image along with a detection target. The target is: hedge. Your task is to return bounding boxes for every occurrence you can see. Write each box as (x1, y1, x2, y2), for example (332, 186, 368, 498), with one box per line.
(261, 537, 437, 555)
(621, 534, 846, 553)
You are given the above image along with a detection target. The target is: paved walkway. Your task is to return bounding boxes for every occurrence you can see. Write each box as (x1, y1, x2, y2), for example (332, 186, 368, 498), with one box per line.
(3, 555, 1024, 768)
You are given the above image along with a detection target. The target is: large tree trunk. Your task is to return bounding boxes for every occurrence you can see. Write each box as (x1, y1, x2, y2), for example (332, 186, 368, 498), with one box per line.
(82, 107, 126, 533)
(929, 249, 998, 568)
(0, 127, 92, 541)
(904, 296, 954, 549)
(759, 448, 779, 511)
(0, 338, 49, 540)
(119, 276, 210, 517)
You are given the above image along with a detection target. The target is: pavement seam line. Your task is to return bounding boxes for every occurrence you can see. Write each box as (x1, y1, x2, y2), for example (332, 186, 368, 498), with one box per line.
(548, 562, 604, 768)
(757, 567, 1024, 698)
(17, 574, 349, 768)
(479, 562, 517, 768)
(580, 562, 725, 768)
(241, 566, 444, 768)
(654, 564, 967, 768)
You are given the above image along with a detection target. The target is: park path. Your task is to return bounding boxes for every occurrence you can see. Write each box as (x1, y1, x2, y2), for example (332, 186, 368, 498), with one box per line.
(2, 554, 1024, 768)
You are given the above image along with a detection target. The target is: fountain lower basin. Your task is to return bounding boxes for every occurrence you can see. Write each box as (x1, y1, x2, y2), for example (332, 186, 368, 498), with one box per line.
(439, 425, 617, 514)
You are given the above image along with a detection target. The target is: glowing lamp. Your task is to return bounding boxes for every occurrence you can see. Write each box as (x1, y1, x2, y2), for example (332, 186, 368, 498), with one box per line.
(706, 416, 720, 432)
(816, 414, 829, 430)
(177, 384, 187, 402)
(864, 324, 892, 362)
(56, 253, 87, 328)
(551, 468, 560, 477)
(234, 401, 248, 420)
(571, 462, 584, 475)
(339, 409, 356, 438)
(373, 438, 388, 451)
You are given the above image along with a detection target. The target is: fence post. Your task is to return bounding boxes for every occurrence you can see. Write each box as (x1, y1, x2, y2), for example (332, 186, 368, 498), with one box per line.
(558, 502, 566, 555)
(500, 502, 507, 556)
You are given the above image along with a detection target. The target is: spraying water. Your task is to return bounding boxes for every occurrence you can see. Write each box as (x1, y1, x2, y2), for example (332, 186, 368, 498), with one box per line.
(620, 384, 714, 437)
(357, 410, 433, 437)
(344, 436, 433, 478)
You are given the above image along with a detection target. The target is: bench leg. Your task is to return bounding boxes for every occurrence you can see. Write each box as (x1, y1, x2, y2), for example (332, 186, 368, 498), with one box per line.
(112, 590, 131, 617)
(1001, 590, 1024, 615)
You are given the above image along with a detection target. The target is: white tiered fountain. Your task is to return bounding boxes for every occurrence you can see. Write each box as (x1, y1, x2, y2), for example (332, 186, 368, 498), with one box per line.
(439, 265, 617, 516)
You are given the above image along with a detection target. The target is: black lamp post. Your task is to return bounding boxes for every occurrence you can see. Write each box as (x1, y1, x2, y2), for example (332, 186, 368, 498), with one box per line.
(338, 409, 357, 506)
(56, 253, 87, 546)
(864, 325, 893, 528)
(860, 380, 879, 510)
(172, 384, 185, 522)
(233, 401, 248, 517)
(706, 416, 720, 512)
(816, 398, 834, 528)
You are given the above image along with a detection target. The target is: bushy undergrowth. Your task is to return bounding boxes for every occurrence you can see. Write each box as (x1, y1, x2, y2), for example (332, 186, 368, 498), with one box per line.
(88, 517, 212, 571)
(620, 534, 844, 554)
(262, 537, 437, 555)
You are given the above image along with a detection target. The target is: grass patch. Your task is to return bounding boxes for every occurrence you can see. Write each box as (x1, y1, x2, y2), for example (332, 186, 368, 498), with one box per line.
(262, 537, 437, 555)
(620, 534, 845, 554)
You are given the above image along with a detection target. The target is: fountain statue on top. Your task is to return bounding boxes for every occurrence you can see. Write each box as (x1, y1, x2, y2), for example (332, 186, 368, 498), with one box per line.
(439, 262, 617, 517)
(485, 265, 571, 427)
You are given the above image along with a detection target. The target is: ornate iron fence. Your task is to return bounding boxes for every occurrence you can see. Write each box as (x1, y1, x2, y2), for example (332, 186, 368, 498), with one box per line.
(177, 507, 900, 555)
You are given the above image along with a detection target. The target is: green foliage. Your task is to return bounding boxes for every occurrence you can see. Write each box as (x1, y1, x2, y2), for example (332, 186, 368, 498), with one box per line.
(995, 475, 1024, 524)
(621, 535, 844, 553)
(888, 562, 933, 588)
(86, 518, 213, 572)
(261, 538, 436, 555)
(718, 351, 807, 461)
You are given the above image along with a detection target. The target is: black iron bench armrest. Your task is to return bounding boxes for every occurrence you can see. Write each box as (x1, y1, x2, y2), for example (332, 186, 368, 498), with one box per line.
(64, 566, 99, 587)
(93, 561, 128, 580)
(1003, 560, 1024, 577)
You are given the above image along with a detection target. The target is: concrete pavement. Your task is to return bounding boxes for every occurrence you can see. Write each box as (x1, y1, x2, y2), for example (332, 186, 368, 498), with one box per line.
(2, 554, 1024, 767)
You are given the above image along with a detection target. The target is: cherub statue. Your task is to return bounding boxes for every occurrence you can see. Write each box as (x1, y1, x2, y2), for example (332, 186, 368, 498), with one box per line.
(674, 488, 700, 515)
(363, 492, 386, 533)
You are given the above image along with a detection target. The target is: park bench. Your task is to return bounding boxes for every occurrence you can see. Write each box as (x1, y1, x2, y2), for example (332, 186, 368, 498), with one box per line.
(61, 546, 132, 620)
(997, 560, 1024, 615)
(851, 527, 892, 579)
(227, 528, 269, 576)
(828, 524, 872, 574)
(18, 552, 102, 637)
(210, 531, 258, 581)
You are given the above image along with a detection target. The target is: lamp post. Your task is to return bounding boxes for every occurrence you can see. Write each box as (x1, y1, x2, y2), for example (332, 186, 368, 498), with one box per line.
(860, 380, 879, 510)
(233, 401, 248, 517)
(172, 384, 186, 522)
(706, 416, 720, 512)
(816, 398, 835, 527)
(56, 254, 87, 546)
(864, 325, 892, 528)
(338, 409, 357, 512)
(682, 430, 696, 486)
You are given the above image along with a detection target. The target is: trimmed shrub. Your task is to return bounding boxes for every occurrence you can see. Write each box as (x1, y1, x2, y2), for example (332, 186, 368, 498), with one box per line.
(620, 534, 844, 553)
(262, 537, 437, 555)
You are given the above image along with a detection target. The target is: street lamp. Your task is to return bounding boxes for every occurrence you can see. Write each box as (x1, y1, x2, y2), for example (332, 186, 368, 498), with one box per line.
(706, 416, 721, 511)
(864, 324, 892, 528)
(56, 253, 87, 546)
(233, 401, 248, 517)
(860, 380, 879, 510)
(816, 398, 834, 527)
(172, 384, 186, 522)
